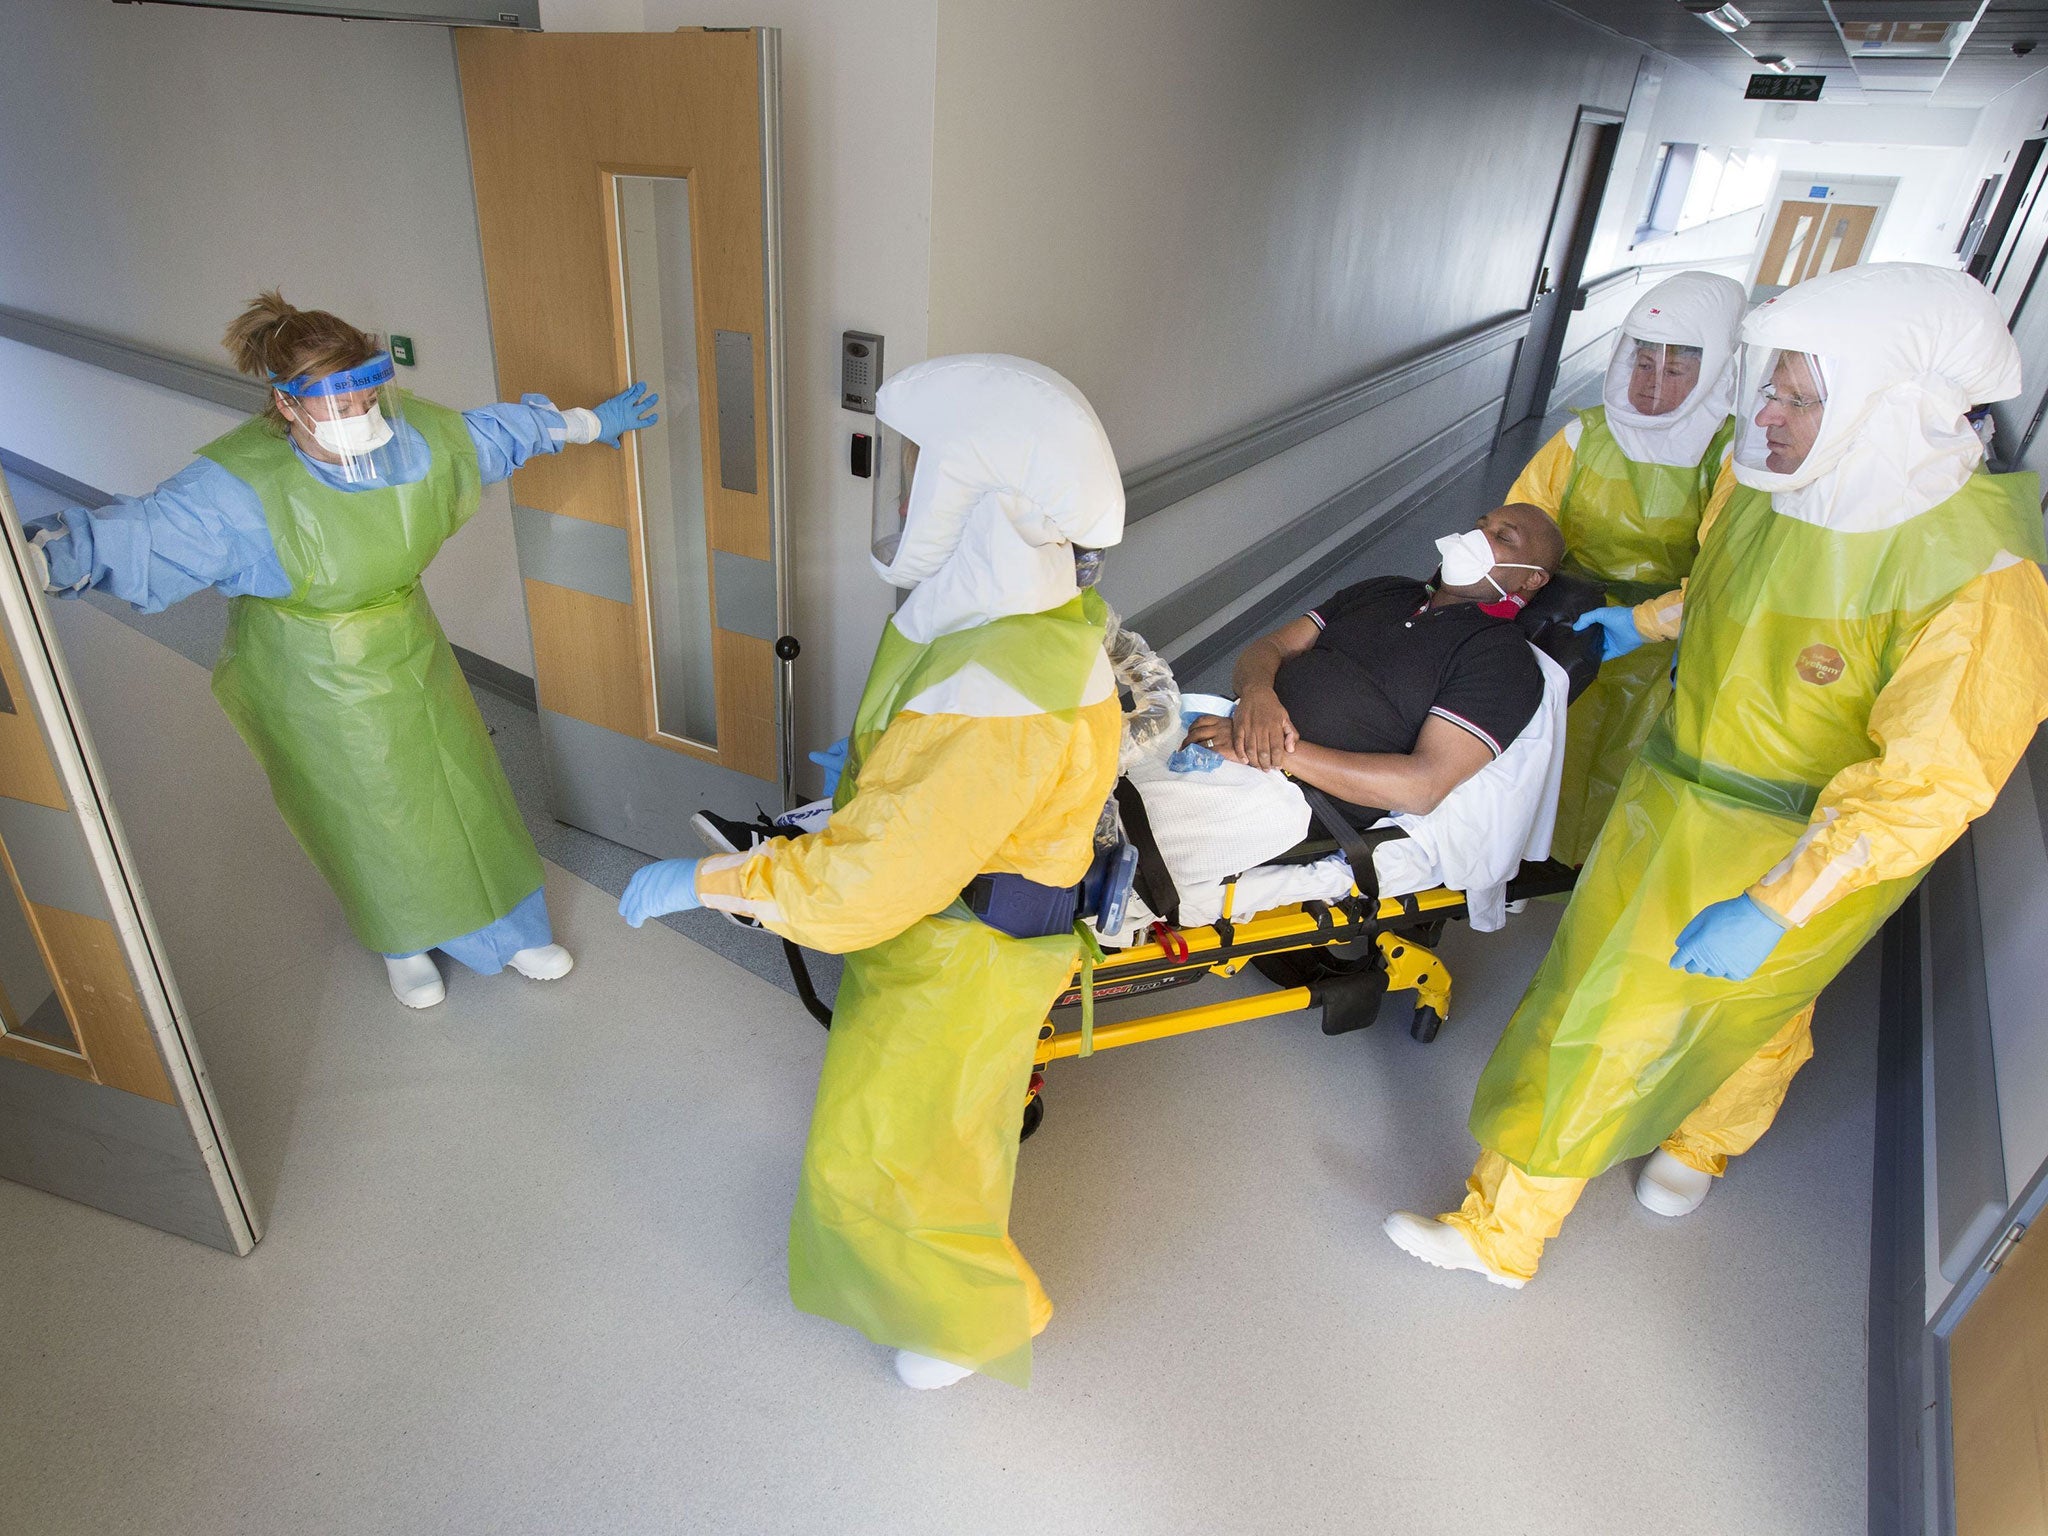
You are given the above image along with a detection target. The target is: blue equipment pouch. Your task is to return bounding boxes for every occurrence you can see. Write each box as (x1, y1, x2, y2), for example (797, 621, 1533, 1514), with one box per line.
(961, 842, 1139, 941)
(962, 871, 1081, 939)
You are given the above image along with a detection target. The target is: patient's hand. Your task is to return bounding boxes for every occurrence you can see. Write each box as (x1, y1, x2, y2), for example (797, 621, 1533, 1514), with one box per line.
(1232, 687, 1298, 771)
(1182, 714, 1250, 766)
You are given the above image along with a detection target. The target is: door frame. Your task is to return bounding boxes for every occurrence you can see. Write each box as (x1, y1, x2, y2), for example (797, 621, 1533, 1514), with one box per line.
(1497, 105, 1626, 436)
(0, 473, 257, 1253)
(1973, 136, 2048, 292)
(1929, 1149, 2048, 1533)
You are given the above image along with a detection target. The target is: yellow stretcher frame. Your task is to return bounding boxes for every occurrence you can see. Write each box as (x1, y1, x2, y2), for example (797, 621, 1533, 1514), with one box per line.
(1018, 858, 1579, 1139)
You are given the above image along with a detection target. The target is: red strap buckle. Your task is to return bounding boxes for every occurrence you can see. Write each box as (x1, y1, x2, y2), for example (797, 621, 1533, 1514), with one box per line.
(1149, 921, 1191, 964)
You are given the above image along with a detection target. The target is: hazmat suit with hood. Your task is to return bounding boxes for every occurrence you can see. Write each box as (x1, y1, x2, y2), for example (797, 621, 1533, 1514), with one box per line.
(1410, 264, 2048, 1283)
(1507, 270, 1748, 862)
(693, 355, 1125, 1384)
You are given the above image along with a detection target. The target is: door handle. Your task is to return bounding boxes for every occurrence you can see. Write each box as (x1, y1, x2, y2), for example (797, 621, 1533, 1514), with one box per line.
(1536, 265, 1553, 297)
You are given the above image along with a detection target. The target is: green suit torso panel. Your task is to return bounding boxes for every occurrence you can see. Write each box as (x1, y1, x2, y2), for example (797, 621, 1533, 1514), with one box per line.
(1548, 408, 1734, 865)
(201, 399, 542, 954)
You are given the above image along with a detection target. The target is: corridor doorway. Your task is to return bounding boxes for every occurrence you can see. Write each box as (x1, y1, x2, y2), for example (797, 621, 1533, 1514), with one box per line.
(1752, 198, 1879, 299)
(1499, 107, 1623, 431)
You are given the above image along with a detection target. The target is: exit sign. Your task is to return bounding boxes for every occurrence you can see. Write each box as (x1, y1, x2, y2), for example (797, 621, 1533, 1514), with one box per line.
(1746, 73, 1826, 101)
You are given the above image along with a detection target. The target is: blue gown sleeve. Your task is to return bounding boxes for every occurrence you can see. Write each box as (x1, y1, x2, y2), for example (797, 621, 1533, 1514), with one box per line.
(23, 460, 290, 614)
(463, 397, 573, 486)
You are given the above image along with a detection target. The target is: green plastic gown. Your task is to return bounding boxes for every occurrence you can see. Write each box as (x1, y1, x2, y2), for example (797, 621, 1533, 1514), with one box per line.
(201, 399, 544, 956)
(1549, 407, 1735, 865)
(1472, 471, 2045, 1179)
(784, 593, 1114, 1388)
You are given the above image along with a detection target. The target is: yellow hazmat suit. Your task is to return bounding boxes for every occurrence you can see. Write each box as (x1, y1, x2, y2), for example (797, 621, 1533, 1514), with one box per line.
(695, 355, 1125, 1384)
(1446, 265, 2048, 1281)
(1508, 271, 1745, 862)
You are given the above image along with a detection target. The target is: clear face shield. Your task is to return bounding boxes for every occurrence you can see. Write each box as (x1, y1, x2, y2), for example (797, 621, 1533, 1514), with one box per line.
(870, 424, 920, 571)
(1732, 346, 1830, 479)
(1610, 337, 1705, 419)
(272, 351, 419, 485)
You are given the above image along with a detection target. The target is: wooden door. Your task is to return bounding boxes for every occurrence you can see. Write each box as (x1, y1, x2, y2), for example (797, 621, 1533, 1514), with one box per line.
(1950, 1217, 2048, 1533)
(0, 470, 254, 1253)
(1756, 200, 1878, 292)
(457, 28, 788, 857)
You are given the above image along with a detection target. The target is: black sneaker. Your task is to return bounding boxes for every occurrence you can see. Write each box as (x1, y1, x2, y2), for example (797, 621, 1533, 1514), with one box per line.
(689, 809, 785, 931)
(691, 808, 785, 855)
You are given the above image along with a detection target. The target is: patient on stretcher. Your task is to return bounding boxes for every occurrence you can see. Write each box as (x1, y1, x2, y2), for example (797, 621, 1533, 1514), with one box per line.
(1119, 503, 1599, 936)
(696, 503, 1599, 944)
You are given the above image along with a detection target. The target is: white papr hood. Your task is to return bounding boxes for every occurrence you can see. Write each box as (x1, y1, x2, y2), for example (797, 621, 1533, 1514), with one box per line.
(873, 354, 1125, 643)
(1600, 270, 1747, 467)
(1731, 263, 2021, 531)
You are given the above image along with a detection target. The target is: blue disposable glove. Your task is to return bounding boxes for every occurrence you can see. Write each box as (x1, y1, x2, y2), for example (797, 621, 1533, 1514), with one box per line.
(809, 736, 849, 797)
(1573, 605, 1650, 662)
(594, 381, 661, 447)
(1670, 893, 1787, 981)
(619, 857, 701, 928)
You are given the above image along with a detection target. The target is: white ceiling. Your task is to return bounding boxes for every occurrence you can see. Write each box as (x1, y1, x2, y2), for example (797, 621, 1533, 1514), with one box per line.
(1548, 0, 2048, 107)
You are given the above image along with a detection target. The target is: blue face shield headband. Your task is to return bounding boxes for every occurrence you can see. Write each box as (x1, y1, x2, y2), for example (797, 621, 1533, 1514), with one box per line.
(271, 352, 396, 398)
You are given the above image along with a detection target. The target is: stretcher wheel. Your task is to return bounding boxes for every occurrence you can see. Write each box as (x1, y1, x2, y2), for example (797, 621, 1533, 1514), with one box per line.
(1020, 1094, 1045, 1142)
(1410, 1004, 1444, 1043)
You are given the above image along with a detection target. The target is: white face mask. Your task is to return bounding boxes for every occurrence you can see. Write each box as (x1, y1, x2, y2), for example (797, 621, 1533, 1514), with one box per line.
(1435, 527, 1543, 601)
(301, 402, 394, 457)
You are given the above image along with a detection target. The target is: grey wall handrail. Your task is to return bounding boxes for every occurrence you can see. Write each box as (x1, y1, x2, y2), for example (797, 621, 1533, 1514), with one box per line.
(0, 304, 268, 415)
(1120, 307, 1535, 523)
(1576, 265, 1642, 305)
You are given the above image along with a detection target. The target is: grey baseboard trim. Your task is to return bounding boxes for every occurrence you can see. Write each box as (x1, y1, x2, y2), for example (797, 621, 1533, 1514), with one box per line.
(0, 448, 115, 509)
(1926, 835, 2008, 1281)
(453, 643, 537, 711)
(1127, 401, 1500, 668)
(0, 304, 268, 415)
(1868, 894, 1928, 1536)
(0, 1053, 241, 1254)
(1119, 310, 1532, 524)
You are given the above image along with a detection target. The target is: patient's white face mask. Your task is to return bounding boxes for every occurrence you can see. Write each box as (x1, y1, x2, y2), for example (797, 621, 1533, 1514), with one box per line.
(1435, 528, 1543, 602)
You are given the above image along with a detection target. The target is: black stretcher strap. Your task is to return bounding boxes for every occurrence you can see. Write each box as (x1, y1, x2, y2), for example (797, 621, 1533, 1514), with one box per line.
(1114, 777, 1183, 925)
(1298, 783, 1392, 905)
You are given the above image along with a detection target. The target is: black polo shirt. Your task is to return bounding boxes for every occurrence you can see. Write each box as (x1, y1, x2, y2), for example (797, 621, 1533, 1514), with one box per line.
(1273, 575, 1543, 826)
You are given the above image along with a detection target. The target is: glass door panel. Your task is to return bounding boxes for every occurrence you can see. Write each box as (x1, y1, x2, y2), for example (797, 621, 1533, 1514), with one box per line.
(615, 172, 719, 748)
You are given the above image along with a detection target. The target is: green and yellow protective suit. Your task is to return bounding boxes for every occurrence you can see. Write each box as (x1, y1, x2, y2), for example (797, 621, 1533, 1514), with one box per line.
(1510, 408, 1733, 863)
(696, 353, 1129, 1384)
(1508, 270, 1745, 864)
(1445, 264, 2048, 1280)
(699, 597, 1118, 1384)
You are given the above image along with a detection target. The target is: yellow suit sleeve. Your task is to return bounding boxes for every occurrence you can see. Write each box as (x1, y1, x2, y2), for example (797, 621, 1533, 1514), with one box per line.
(1629, 459, 1738, 641)
(1505, 428, 1575, 518)
(694, 709, 1081, 953)
(1749, 560, 2048, 926)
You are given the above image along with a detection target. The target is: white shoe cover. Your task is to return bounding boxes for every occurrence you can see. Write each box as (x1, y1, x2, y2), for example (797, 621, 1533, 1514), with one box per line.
(1382, 1211, 1527, 1290)
(509, 944, 574, 981)
(1636, 1149, 1714, 1217)
(385, 953, 445, 1010)
(893, 1349, 975, 1390)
